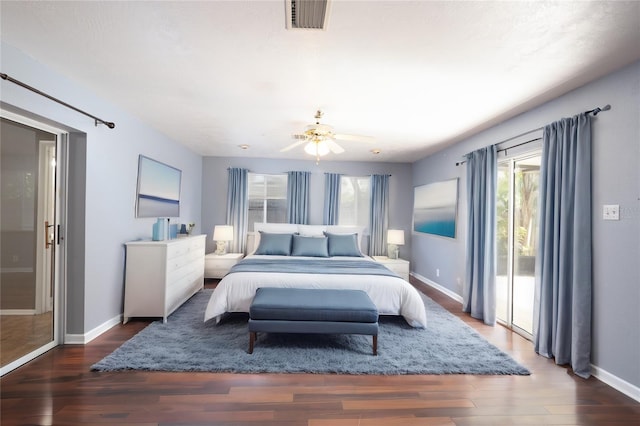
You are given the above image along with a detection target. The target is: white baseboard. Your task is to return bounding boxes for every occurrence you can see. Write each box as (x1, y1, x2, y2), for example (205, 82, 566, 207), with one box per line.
(411, 272, 639, 403)
(410, 272, 463, 304)
(591, 364, 640, 402)
(0, 309, 36, 315)
(64, 314, 122, 344)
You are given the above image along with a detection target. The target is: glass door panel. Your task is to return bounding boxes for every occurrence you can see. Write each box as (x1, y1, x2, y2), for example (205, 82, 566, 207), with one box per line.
(495, 153, 540, 337)
(496, 163, 511, 325)
(0, 117, 57, 369)
(512, 157, 540, 334)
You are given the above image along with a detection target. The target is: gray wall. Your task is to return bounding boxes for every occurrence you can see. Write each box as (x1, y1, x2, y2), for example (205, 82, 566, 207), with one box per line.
(412, 60, 640, 388)
(201, 157, 413, 257)
(1, 42, 203, 335)
(66, 132, 86, 333)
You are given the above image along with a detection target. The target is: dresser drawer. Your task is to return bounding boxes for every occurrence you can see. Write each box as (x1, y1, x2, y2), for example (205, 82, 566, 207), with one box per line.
(167, 236, 205, 259)
(167, 269, 203, 310)
(167, 248, 204, 272)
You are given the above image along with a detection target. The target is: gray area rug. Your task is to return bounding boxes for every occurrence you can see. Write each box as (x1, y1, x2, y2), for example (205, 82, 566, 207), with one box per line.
(92, 289, 530, 375)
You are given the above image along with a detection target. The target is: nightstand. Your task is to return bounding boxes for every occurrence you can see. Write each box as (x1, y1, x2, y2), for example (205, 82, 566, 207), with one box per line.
(204, 253, 244, 278)
(372, 256, 410, 281)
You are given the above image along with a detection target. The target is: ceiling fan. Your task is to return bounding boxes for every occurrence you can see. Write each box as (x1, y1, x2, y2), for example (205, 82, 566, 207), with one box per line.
(280, 110, 373, 163)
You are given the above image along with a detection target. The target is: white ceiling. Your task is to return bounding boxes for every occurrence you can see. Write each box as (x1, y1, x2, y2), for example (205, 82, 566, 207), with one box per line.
(2, 1, 639, 163)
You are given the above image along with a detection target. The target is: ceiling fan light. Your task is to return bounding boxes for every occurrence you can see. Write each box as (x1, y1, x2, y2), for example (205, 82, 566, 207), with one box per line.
(304, 140, 330, 156)
(317, 141, 330, 156)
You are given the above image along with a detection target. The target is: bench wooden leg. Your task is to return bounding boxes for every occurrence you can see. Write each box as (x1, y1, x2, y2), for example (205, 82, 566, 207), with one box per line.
(373, 334, 378, 356)
(249, 331, 256, 354)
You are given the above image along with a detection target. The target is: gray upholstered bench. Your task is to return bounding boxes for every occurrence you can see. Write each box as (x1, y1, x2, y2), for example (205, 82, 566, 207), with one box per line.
(248, 287, 379, 355)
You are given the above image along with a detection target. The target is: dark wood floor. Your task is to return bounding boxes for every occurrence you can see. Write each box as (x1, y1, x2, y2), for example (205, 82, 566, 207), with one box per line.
(1, 278, 638, 426)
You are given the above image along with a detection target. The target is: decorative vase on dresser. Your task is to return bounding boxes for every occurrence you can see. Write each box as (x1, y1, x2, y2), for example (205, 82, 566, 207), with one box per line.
(123, 234, 206, 323)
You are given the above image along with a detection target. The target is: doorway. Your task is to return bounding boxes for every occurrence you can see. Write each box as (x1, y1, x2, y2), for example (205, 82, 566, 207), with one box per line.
(496, 152, 541, 338)
(0, 114, 65, 374)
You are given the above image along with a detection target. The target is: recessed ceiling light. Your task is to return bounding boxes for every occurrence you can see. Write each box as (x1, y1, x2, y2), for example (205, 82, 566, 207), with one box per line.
(238, 144, 250, 150)
(371, 149, 381, 154)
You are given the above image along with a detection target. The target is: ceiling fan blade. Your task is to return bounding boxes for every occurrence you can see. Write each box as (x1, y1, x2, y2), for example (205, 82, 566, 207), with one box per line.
(333, 133, 375, 142)
(326, 140, 345, 154)
(280, 139, 307, 152)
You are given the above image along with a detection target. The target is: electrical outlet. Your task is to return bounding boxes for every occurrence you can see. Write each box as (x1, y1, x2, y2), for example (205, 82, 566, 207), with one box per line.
(12, 255, 19, 263)
(436, 268, 440, 277)
(603, 204, 620, 221)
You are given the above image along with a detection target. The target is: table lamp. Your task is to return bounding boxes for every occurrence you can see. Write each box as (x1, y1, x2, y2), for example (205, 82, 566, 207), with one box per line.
(213, 225, 233, 255)
(387, 229, 405, 259)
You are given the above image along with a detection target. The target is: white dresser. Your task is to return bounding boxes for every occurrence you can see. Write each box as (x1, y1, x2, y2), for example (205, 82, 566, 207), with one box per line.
(123, 234, 206, 323)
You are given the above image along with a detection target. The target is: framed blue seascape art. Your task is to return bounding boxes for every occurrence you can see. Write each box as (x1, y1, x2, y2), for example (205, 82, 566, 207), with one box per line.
(135, 155, 182, 218)
(413, 178, 458, 239)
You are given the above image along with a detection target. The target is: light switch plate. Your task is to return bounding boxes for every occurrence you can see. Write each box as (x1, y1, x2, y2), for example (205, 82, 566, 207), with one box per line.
(603, 204, 620, 220)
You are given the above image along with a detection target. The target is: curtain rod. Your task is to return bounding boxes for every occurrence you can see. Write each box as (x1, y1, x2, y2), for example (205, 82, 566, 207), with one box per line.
(455, 104, 610, 166)
(1, 73, 115, 129)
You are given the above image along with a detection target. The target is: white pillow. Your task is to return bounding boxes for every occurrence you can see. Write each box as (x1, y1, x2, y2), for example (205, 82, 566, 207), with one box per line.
(297, 224, 327, 237)
(254, 223, 298, 233)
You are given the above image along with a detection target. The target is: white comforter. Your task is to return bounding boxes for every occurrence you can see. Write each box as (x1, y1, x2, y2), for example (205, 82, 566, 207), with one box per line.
(203, 255, 427, 328)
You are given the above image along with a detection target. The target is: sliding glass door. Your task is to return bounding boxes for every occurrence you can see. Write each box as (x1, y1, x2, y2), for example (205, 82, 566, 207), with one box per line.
(0, 114, 64, 375)
(496, 152, 541, 337)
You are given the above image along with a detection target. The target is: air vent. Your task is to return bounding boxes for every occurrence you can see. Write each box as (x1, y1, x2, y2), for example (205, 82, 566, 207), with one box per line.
(286, 0, 331, 30)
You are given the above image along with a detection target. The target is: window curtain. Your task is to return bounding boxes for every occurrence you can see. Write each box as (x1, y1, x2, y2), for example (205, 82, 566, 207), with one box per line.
(226, 167, 248, 254)
(369, 174, 390, 256)
(323, 173, 341, 225)
(463, 145, 497, 326)
(286, 171, 310, 224)
(533, 113, 592, 378)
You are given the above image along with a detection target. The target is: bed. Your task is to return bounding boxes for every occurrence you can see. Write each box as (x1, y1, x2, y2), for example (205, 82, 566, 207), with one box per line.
(203, 224, 427, 328)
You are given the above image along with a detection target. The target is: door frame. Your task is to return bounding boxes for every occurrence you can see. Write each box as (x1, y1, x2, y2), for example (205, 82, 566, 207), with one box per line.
(35, 140, 56, 314)
(0, 109, 68, 376)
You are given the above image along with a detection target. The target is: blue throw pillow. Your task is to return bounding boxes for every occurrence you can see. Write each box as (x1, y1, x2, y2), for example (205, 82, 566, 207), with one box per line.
(325, 232, 363, 257)
(254, 232, 293, 256)
(291, 234, 329, 257)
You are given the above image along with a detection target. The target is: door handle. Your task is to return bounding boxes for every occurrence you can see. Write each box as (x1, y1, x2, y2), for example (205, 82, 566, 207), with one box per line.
(44, 221, 55, 249)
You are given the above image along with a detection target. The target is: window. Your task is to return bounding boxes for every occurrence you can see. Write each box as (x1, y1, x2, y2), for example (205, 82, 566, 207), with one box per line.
(339, 176, 370, 228)
(247, 173, 287, 231)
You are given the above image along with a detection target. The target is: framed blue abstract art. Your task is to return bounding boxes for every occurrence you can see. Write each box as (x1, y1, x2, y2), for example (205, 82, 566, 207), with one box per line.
(413, 178, 458, 238)
(135, 155, 182, 218)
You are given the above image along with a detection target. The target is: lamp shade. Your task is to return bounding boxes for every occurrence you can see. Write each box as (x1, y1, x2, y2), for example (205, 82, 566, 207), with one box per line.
(387, 229, 405, 245)
(213, 225, 234, 241)
(304, 140, 330, 156)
